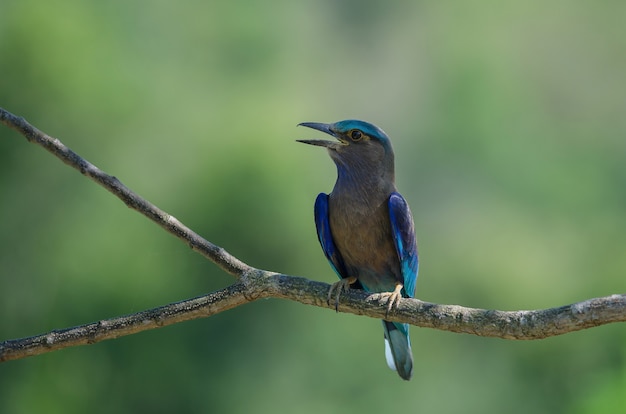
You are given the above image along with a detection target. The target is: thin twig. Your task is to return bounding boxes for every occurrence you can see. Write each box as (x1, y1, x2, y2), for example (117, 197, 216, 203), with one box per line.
(0, 283, 249, 362)
(0, 108, 250, 277)
(1, 106, 625, 364)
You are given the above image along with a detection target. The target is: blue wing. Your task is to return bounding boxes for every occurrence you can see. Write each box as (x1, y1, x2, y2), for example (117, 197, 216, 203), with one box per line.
(388, 192, 418, 298)
(314, 193, 347, 280)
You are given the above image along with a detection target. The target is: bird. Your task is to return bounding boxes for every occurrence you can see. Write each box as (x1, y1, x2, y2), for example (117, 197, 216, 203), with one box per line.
(297, 119, 418, 381)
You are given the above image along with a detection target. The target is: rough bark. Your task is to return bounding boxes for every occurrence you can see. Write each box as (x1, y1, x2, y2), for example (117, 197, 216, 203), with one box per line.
(1, 107, 624, 363)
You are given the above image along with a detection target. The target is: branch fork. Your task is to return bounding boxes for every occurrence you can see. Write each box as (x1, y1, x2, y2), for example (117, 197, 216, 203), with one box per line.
(1, 106, 624, 363)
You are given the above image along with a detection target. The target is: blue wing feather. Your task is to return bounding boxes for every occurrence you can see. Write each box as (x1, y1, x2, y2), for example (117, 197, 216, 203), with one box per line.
(388, 192, 418, 298)
(314, 193, 348, 280)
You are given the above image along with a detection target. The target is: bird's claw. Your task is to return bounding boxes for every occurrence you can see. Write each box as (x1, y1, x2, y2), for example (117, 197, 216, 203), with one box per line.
(380, 283, 404, 318)
(327, 276, 357, 311)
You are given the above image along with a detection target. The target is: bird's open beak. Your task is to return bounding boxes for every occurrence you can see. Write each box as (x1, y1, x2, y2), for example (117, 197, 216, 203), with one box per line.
(297, 122, 345, 149)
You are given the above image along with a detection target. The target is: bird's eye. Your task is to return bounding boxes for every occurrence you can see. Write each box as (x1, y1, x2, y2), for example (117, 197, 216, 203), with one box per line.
(350, 130, 363, 141)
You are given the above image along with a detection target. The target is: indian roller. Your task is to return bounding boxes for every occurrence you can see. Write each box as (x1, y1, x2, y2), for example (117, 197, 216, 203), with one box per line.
(297, 119, 418, 381)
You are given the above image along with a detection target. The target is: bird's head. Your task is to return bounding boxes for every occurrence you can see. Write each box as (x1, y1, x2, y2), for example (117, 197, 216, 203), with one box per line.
(297, 120, 394, 171)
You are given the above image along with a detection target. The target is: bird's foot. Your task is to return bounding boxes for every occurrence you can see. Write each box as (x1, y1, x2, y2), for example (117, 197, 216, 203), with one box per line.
(327, 276, 358, 311)
(380, 283, 404, 318)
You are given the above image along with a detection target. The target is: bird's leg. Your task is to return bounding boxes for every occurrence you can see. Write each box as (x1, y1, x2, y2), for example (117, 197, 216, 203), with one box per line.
(327, 276, 358, 311)
(380, 283, 404, 318)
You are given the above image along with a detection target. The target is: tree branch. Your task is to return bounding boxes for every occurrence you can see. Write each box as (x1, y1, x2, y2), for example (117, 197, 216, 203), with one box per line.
(0, 108, 249, 278)
(1, 107, 625, 363)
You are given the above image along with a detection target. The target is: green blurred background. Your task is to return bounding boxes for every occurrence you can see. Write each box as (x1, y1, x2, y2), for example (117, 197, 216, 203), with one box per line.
(1, 1, 625, 413)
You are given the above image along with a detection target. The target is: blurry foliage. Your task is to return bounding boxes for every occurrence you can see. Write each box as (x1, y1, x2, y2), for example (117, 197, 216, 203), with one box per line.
(1, 0, 625, 413)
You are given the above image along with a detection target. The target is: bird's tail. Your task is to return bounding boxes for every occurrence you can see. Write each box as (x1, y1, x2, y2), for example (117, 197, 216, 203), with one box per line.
(382, 320, 413, 381)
